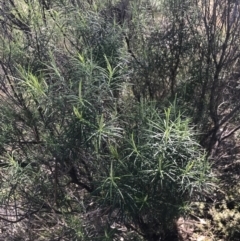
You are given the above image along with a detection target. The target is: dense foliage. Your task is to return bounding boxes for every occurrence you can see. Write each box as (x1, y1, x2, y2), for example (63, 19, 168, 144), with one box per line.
(0, 0, 239, 240)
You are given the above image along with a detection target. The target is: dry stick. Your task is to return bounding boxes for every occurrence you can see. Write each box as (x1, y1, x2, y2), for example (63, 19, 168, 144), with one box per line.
(0, 206, 42, 224)
(54, 158, 58, 207)
(220, 124, 240, 142)
(220, 104, 240, 127)
(125, 36, 144, 68)
(203, 103, 240, 146)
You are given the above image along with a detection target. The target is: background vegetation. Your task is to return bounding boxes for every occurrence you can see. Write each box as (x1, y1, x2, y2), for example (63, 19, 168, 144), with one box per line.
(0, 0, 239, 240)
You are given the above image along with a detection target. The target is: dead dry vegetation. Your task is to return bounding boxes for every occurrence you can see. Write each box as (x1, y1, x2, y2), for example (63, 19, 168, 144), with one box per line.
(0, 0, 240, 240)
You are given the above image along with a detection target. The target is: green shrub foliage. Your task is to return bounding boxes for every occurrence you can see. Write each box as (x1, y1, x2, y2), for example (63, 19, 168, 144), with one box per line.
(3, 0, 240, 240)
(96, 100, 212, 238)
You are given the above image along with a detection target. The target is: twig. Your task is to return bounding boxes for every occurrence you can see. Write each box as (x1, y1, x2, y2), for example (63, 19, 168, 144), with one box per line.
(220, 124, 240, 142)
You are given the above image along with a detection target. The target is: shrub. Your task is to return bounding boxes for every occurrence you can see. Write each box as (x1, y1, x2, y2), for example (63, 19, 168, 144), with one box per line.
(0, 0, 214, 240)
(97, 100, 213, 240)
